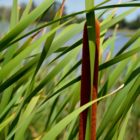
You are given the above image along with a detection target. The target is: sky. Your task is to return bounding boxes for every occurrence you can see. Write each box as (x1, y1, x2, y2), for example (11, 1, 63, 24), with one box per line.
(0, 0, 139, 21)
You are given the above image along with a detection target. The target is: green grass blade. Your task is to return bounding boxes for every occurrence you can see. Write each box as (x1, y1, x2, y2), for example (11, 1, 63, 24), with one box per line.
(41, 93, 116, 140)
(101, 8, 136, 31)
(116, 29, 140, 55)
(0, 0, 54, 50)
(21, 0, 32, 19)
(104, 78, 140, 139)
(25, 47, 80, 102)
(14, 95, 40, 140)
(32, 1, 66, 80)
(94, 3, 140, 11)
(118, 108, 132, 140)
(0, 19, 70, 80)
(99, 47, 140, 71)
(97, 75, 140, 139)
(10, 0, 19, 29)
(0, 57, 38, 93)
(0, 113, 15, 132)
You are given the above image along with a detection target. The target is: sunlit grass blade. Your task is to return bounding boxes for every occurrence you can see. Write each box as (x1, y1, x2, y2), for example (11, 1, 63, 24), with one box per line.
(97, 75, 140, 139)
(5, 3, 140, 47)
(34, 76, 81, 116)
(117, 108, 132, 140)
(104, 76, 140, 139)
(51, 39, 82, 63)
(0, 87, 24, 121)
(0, 57, 38, 93)
(41, 93, 116, 140)
(5, 96, 39, 140)
(47, 22, 84, 55)
(2, 0, 19, 65)
(0, 18, 72, 80)
(14, 95, 40, 140)
(0, 113, 16, 132)
(99, 47, 140, 71)
(21, 0, 32, 19)
(56, 59, 81, 85)
(25, 47, 80, 102)
(101, 8, 136, 31)
(125, 64, 140, 84)
(10, 0, 19, 29)
(13, 31, 40, 57)
(94, 3, 140, 11)
(0, 0, 54, 50)
(32, 0, 66, 79)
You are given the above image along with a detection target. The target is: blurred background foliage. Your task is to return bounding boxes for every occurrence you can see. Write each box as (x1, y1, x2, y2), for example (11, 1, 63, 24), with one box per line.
(0, 1, 140, 29)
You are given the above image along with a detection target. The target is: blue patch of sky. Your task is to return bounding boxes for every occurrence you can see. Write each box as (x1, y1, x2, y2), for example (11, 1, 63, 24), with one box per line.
(0, 0, 139, 21)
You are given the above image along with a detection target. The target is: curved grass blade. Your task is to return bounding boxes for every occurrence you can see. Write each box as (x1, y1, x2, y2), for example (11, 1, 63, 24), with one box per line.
(0, 18, 71, 81)
(14, 95, 40, 140)
(8, 11, 86, 46)
(101, 8, 136, 31)
(36, 76, 81, 114)
(0, 0, 54, 50)
(2, 0, 19, 65)
(45, 76, 81, 103)
(51, 39, 82, 63)
(21, 0, 32, 19)
(7, 95, 40, 140)
(99, 47, 140, 71)
(0, 56, 38, 93)
(94, 3, 140, 11)
(6, 3, 140, 47)
(125, 65, 140, 85)
(47, 22, 84, 55)
(47, 96, 71, 130)
(13, 31, 40, 57)
(10, 0, 19, 29)
(56, 59, 81, 85)
(32, 0, 66, 79)
(25, 47, 80, 102)
(97, 75, 140, 139)
(104, 77, 140, 139)
(0, 113, 16, 132)
(41, 93, 116, 140)
(117, 108, 132, 140)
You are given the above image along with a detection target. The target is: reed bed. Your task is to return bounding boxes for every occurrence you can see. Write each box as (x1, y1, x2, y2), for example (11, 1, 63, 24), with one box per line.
(0, 0, 139, 140)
